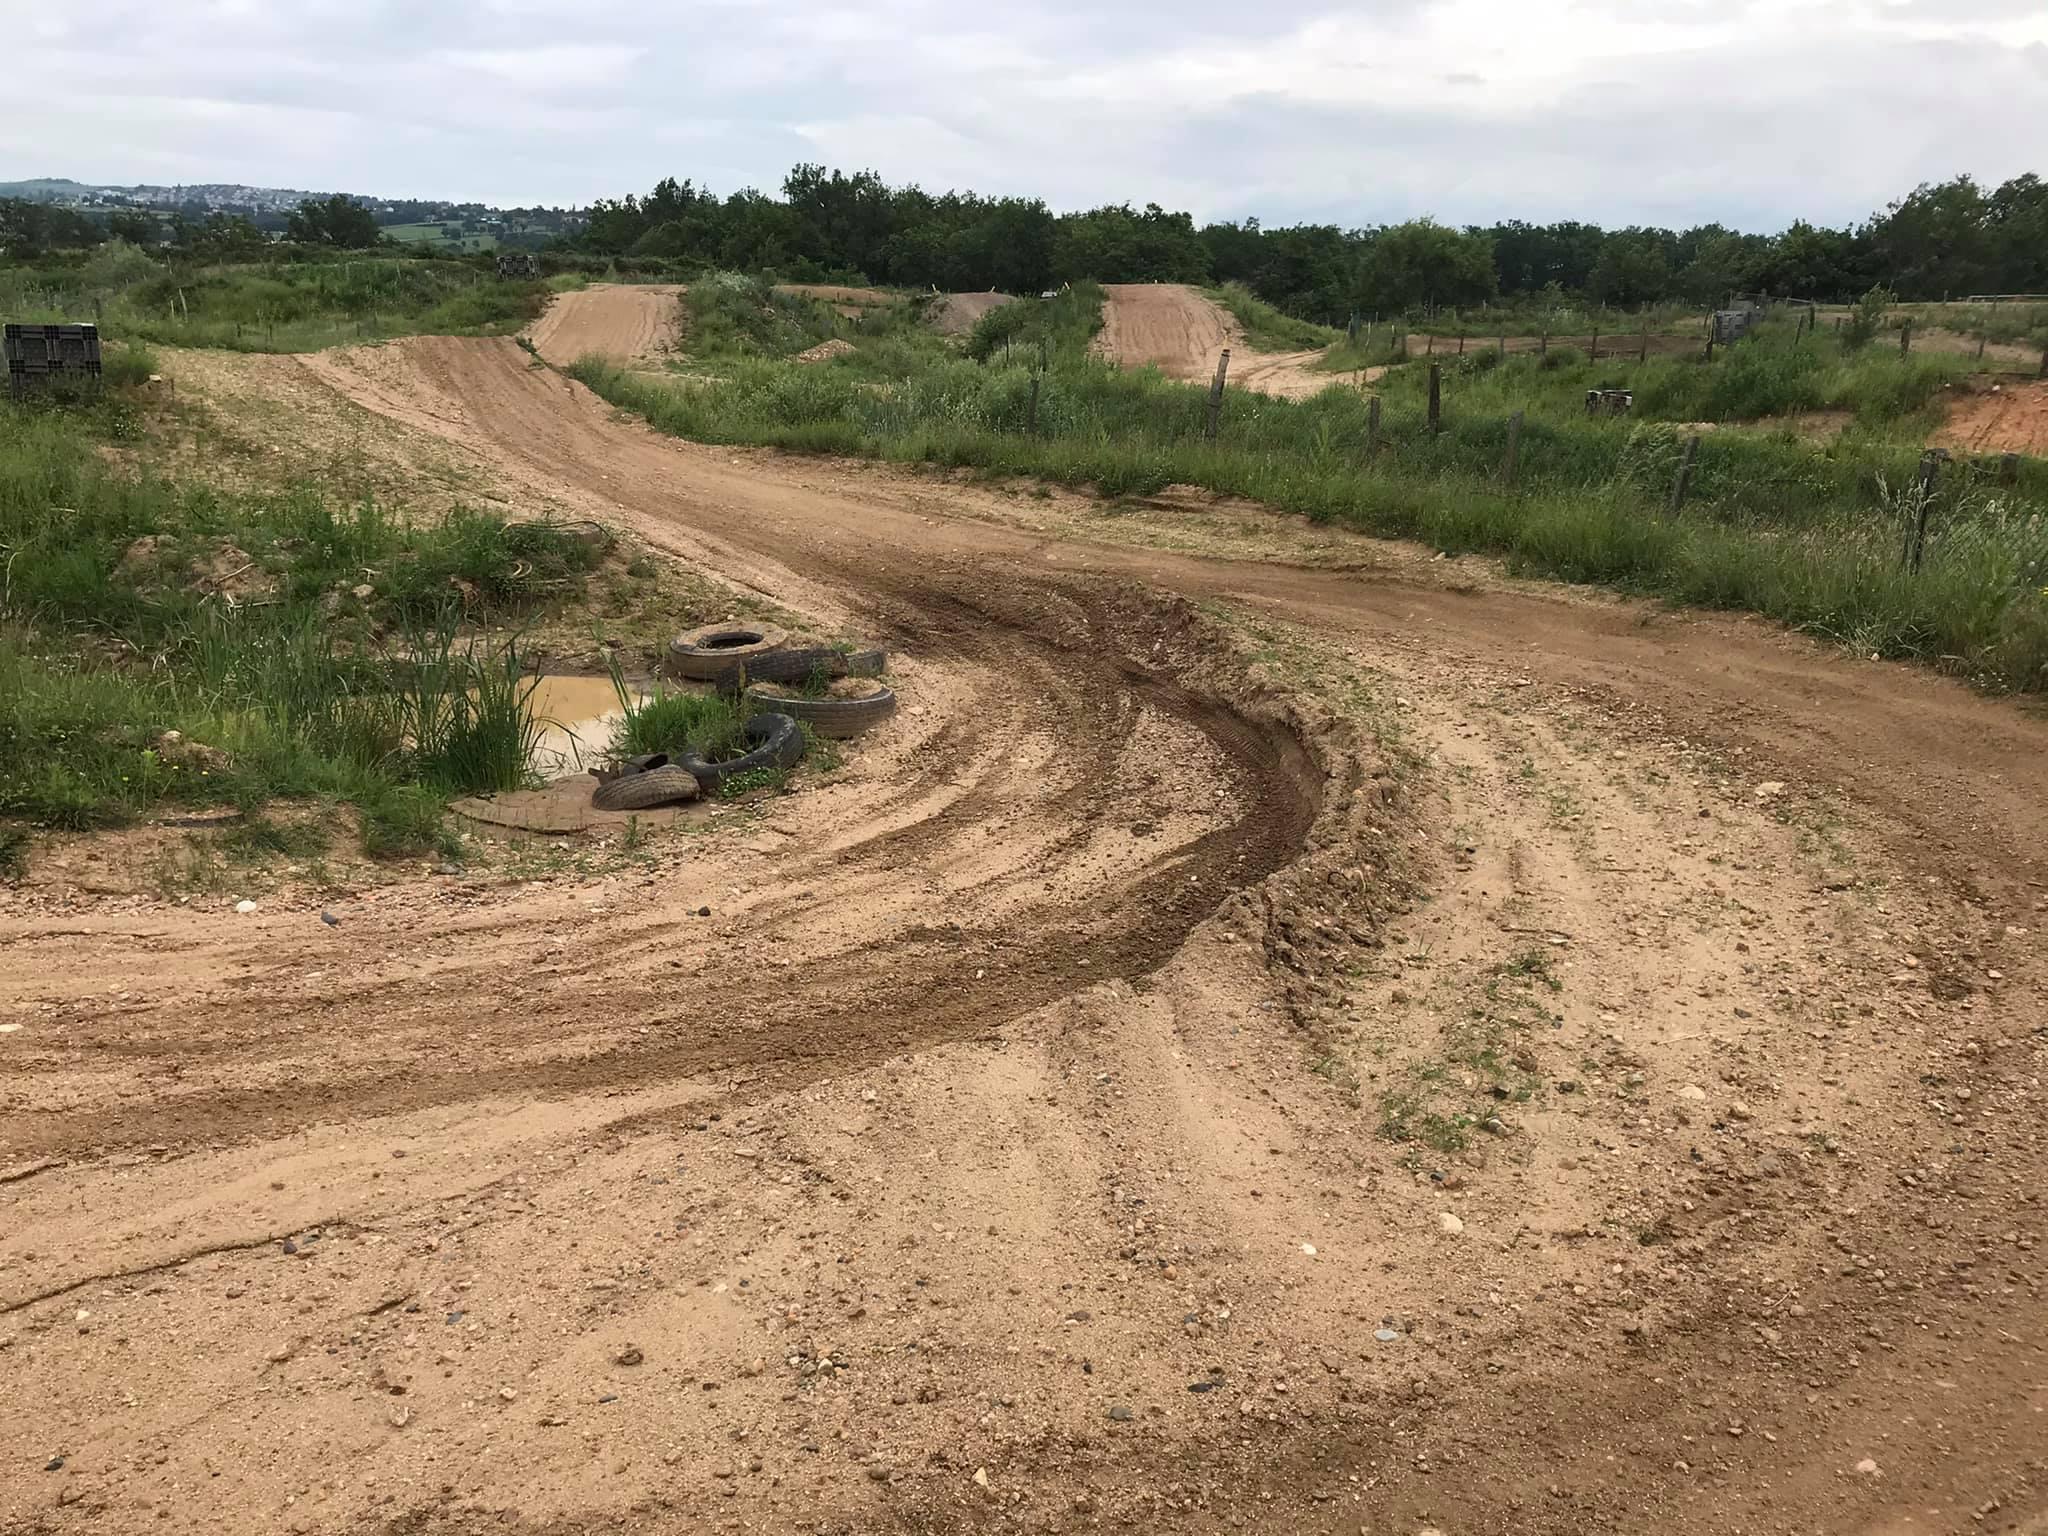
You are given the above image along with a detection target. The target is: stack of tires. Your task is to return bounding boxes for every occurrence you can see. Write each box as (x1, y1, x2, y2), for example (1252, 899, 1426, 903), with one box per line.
(591, 624, 896, 810)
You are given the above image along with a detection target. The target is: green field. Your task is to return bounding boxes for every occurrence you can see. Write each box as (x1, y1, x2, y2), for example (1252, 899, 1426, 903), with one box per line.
(380, 221, 499, 253)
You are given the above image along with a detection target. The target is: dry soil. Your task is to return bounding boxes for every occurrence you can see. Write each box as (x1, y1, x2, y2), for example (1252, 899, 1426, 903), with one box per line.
(4, 287, 2046, 1536)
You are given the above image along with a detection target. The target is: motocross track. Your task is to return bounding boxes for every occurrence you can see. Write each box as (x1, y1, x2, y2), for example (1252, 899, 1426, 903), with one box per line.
(5, 288, 2048, 1536)
(1093, 283, 1335, 399)
(524, 284, 681, 367)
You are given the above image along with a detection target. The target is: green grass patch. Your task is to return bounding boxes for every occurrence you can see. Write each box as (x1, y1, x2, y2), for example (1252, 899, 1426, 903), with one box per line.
(1209, 282, 1340, 352)
(0, 244, 546, 353)
(0, 397, 603, 862)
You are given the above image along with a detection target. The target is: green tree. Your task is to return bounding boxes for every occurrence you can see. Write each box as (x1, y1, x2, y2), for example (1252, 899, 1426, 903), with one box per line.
(1352, 220, 1496, 313)
(105, 210, 159, 246)
(1587, 229, 1674, 306)
(286, 194, 382, 249)
(1864, 177, 1995, 299)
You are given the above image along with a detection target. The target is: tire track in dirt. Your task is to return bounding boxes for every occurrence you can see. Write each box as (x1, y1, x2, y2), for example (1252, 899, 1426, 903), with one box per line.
(5, 339, 1323, 1163)
(9, 293, 2048, 1536)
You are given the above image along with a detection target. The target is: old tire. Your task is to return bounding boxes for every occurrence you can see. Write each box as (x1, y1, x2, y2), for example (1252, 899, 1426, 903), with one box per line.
(667, 623, 788, 681)
(706, 645, 885, 695)
(591, 760, 703, 811)
(743, 683, 897, 738)
(678, 712, 806, 791)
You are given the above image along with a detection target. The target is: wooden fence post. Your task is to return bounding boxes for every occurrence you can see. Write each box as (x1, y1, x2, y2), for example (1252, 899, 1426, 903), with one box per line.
(1204, 349, 1230, 440)
(1639, 318, 1649, 364)
(1027, 372, 1040, 434)
(1590, 329, 1599, 360)
(1502, 410, 1524, 486)
(2038, 345, 2047, 380)
(1426, 333, 1435, 356)
(1427, 363, 1442, 434)
(1976, 334, 1986, 361)
(1367, 395, 1381, 457)
(1539, 328, 1549, 357)
(1457, 333, 1466, 355)
(1899, 320, 1912, 358)
(1498, 333, 1506, 358)
(1668, 434, 1701, 516)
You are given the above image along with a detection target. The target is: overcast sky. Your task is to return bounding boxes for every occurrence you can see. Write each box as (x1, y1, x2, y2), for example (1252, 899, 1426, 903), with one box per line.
(6, 0, 2045, 230)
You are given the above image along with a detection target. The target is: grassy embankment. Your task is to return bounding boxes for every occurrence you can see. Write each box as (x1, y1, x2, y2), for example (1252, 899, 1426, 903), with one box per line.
(0, 383, 607, 877)
(0, 241, 548, 352)
(574, 278, 2048, 692)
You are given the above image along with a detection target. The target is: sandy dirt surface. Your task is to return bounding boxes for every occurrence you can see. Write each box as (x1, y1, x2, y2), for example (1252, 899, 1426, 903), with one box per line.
(524, 285, 682, 368)
(931, 293, 1015, 335)
(5, 290, 2048, 1536)
(1934, 377, 2048, 455)
(1093, 284, 1337, 400)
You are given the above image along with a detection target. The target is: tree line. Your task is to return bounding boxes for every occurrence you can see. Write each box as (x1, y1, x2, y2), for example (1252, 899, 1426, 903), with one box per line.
(577, 166, 2048, 321)
(9, 166, 2046, 323)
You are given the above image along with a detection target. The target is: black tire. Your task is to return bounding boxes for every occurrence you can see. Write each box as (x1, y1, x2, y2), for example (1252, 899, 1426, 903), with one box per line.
(705, 645, 885, 695)
(742, 682, 898, 738)
(667, 623, 788, 681)
(678, 712, 806, 790)
(591, 760, 703, 811)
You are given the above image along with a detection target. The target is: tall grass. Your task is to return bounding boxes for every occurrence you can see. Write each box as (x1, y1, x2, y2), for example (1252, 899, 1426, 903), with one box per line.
(1209, 283, 1341, 351)
(964, 283, 1105, 363)
(0, 400, 600, 862)
(0, 244, 546, 353)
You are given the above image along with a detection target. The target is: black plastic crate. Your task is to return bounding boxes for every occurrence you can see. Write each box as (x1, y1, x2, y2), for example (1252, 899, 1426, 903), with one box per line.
(4, 322, 102, 392)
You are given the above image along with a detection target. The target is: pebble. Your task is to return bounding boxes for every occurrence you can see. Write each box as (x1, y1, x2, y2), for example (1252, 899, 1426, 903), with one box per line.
(614, 1344, 644, 1367)
(972, 1467, 990, 1489)
(1374, 1328, 1400, 1343)
(1678, 1085, 1707, 1102)
(1730, 1102, 1754, 1120)
(1300, 1243, 1317, 1256)
(320, 910, 340, 927)
(44, 1456, 63, 1472)
(1107, 1405, 1134, 1422)
(1438, 1212, 1465, 1236)
(1855, 1458, 1880, 1476)
(234, 900, 258, 915)
(499, 1387, 518, 1402)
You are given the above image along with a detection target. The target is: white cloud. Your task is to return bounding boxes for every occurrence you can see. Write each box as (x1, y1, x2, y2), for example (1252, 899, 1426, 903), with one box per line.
(1, 0, 2042, 228)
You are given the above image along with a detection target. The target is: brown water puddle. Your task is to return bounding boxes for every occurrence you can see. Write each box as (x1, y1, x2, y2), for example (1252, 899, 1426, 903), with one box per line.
(527, 674, 643, 777)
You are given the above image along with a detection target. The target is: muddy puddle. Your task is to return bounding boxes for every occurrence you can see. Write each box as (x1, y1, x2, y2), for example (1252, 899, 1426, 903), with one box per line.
(527, 674, 642, 777)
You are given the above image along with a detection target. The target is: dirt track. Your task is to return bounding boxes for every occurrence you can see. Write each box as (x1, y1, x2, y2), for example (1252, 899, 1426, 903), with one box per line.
(1934, 377, 2048, 455)
(1094, 283, 1335, 399)
(5, 288, 2048, 1536)
(524, 283, 681, 366)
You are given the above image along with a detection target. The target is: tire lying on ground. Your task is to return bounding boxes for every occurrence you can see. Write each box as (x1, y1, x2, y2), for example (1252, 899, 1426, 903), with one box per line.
(590, 755, 704, 811)
(667, 623, 789, 681)
(742, 682, 898, 738)
(677, 712, 806, 792)
(705, 646, 885, 695)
